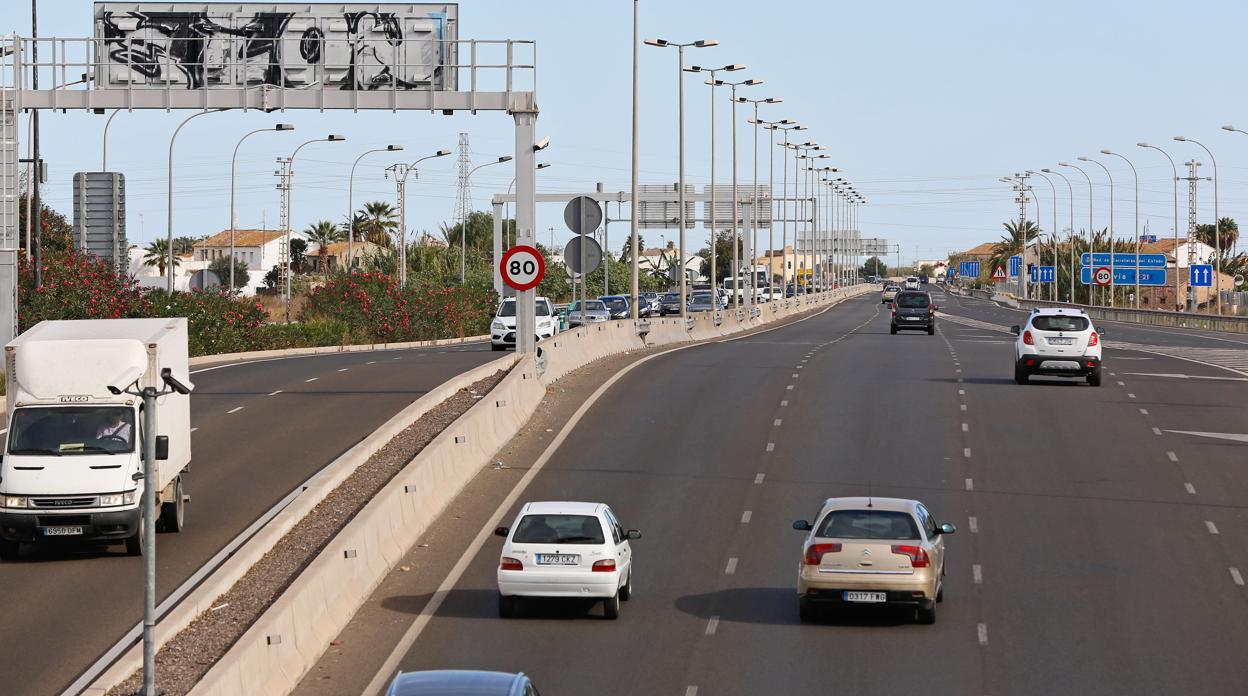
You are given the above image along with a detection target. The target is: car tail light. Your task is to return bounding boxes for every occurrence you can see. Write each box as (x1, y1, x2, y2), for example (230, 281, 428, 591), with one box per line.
(803, 543, 842, 565)
(1088, 331, 1099, 347)
(592, 559, 617, 572)
(891, 545, 930, 568)
(500, 557, 523, 571)
(1022, 330, 1034, 345)
(928, 304, 935, 316)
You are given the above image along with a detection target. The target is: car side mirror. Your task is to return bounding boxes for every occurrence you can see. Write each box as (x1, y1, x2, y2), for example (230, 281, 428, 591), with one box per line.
(626, 529, 642, 540)
(792, 520, 811, 531)
(1010, 325, 1021, 335)
(1096, 328, 1105, 336)
(937, 523, 956, 535)
(493, 526, 509, 538)
(154, 436, 169, 461)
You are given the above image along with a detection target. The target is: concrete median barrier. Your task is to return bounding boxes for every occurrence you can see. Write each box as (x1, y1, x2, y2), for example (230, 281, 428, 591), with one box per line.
(188, 333, 491, 367)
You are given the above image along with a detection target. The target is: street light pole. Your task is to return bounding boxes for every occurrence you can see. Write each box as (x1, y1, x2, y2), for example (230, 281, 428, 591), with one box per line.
(1060, 162, 1095, 305)
(1029, 170, 1059, 302)
(738, 96, 781, 311)
(348, 144, 403, 273)
(1175, 136, 1221, 314)
(1101, 150, 1140, 308)
(460, 155, 513, 285)
(1137, 143, 1180, 311)
(284, 135, 346, 322)
(1042, 168, 1076, 303)
(230, 125, 295, 293)
(630, 0, 639, 319)
(100, 108, 122, 172)
(167, 109, 224, 292)
(1079, 156, 1115, 307)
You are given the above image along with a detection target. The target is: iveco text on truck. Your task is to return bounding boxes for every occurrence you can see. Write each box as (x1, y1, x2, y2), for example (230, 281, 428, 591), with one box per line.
(0, 318, 193, 559)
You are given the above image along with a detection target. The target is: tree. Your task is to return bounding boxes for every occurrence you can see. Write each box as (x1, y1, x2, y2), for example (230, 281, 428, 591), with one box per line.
(208, 255, 249, 290)
(987, 219, 1040, 278)
(440, 210, 495, 254)
(289, 238, 308, 274)
(172, 236, 199, 256)
(142, 239, 181, 276)
(861, 256, 888, 278)
(304, 220, 344, 276)
(17, 195, 74, 255)
(354, 201, 398, 247)
(918, 264, 934, 278)
(696, 230, 744, 285)
(263, 264, 283, 289)
(620, 234, 645, 263)
(1195, 217, 1239, 259)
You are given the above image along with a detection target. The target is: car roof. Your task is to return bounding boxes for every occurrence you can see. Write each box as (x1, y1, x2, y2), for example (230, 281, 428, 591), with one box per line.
(522, 501, 605, 515)
(500, 297, 550, 303)
(598, 295, 627, 300)
(819, 497, 919, 514)
(1031, 307, 1088, 315)
(387, 670, 527, 696)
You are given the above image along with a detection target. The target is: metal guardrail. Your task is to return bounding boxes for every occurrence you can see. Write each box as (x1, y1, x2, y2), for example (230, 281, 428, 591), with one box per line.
(1011, 296, 1248, 334)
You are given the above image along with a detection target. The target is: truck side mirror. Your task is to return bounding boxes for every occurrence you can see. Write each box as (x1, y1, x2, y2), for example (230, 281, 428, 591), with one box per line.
(155, 436, 169, 461)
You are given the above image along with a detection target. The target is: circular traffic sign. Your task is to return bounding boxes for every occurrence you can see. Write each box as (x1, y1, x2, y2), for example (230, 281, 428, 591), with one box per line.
(1093, 266, 1113, 287)
(500, 245, 545, 291)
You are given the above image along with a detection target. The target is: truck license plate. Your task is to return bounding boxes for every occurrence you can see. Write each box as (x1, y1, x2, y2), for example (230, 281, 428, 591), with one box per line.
(43, 526, 84, 536)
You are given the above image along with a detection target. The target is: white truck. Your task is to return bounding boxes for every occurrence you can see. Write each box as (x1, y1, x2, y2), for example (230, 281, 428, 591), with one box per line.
(0, 318, 193, 559)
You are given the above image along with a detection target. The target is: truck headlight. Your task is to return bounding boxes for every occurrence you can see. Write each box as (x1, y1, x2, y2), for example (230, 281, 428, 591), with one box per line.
(2, 496, 28, 509)
(99, 490, 137, 507)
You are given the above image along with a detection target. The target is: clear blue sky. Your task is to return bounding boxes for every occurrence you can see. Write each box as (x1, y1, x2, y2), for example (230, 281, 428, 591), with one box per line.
(4, 0, 1248, 264)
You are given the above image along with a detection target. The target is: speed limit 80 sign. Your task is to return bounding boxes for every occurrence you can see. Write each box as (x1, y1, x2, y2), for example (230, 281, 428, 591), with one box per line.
(500, 245, 546, 291)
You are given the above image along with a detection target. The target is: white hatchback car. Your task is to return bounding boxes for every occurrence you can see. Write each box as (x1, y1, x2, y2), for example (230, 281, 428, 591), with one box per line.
(495, 501, 640, 619)
(1010, 307, 1103, 386)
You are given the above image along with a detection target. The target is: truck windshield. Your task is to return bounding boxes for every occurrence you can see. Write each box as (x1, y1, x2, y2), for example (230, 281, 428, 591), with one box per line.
(8, 406, 136, 456)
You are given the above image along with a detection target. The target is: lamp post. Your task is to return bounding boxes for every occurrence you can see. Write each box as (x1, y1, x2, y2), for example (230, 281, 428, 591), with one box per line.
(1028, 170, 1059, 302)
(230, 124, 295, 292)
(814, 167, 841, 291)
(387, 149, 453, 289)
(1060, 161, 1095, 305)
(686, 63, 745, 317)
(100, 108, 122, 171)
(460, 155, 513, 284)
(347, 144, 404, 273)
(738, 95, 782, 309)
(645, 37, 718, 318)
(284, 135, 346, 322)
(774, 124, 804, 299)
(1078, 155, 1115, 306)
(1175, 136, 1221, 314)
(1101, 150, 1140, 308)
(798, 148, 829, 299)
(757, 118, 793, 301)
(1041, 168, 1076, 303)
(167, 109, 224, 292)
(1137, 143, 1180, 311)
(630, 0, 639, 319)
(718, 76, 762, 311)
(505, 162, 551, 251)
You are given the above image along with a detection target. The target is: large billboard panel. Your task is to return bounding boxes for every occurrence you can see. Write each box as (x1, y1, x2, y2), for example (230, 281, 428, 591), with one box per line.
(93, 3, 458, 91)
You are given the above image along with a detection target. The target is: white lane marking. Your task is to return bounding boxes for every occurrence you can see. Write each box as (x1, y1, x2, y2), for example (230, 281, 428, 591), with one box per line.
(725, 558, 738, 575)
(956, 368, 962, 373)
(1117, 381, 1126, 386)
(1110, 372, 1117, 376)
(305, 377, 318, 383)
(1185, 483, 1197, 495)
(786, 385, 794, 391)
(755, 473, 765, 484)
(0, 428, 7, 435)
(268, 389, 283, 396)
(774, 419, 783, 427)
(957, 377, 964, 383)
(958, 389, 965, 395)
(226, 406, 244, 414)
(792, 373, 800, 378)
(1139, 408, 1149, 415)
(766, 443, 775, 452)
(1152, 427, 1162, 436)
(1164, 430, 1248, 444)
(1166, 451, 1179, 462)
(965, 478, 974, 491)
(338, 368, 349, 372)
(392, 356, 402, 360)
(963, 447, 972, 458)
(1121, 372, 1248, 382)
(972, 564, 983, 584)
(1232, 568, 1245, 586)
(780, 400, 789, 407)
(686, 687, 699, 696)
(366, 361, 376, 365)
(1206, 521, 1220, 535)
(977, 623, 989, 646)
(1127, 393, 1136, 399)
(189, 427, 199, 433)
(962, 423, 969, 433)
(741, 511, 752, 524)
(960, 404, 967, 412)
(968, 516, 978, 533)
(706, 616, 720, 636)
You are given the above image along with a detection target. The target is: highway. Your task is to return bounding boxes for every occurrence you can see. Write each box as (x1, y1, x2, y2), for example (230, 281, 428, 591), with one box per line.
(0, 342, 498, 696)
(343, 289, 1248, 695)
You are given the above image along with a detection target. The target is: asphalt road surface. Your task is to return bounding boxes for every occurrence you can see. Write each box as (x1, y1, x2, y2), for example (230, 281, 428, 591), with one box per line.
(367, 289, 1248, 695)
(0, 342, 499, 696)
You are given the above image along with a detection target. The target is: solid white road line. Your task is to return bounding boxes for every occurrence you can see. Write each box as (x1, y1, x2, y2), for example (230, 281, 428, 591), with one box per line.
(226, 406, 244, 414)
(1122, 372, 1248, 382)
(1185, 483, 1197, 495)
(740, 511, 752, 524)
(754, 473, 765, 484)
(705, 616, 720, 636)
(1206, 521, 1220, 535)
(972, 564, 983, 584)
(968, 516, 978, 533)
(725, 558, 738, 575)
(1164, 430, 1248, 444)
(1166, 451, 1179, 462)
(1232, 568, 1245, 586)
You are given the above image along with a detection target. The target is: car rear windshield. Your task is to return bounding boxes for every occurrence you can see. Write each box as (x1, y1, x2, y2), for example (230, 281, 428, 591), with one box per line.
(662, 293, 680, 302)
(571, 301, 606, 312)
(895, 293, 930, 308)
(817, 510, 920, 540)
(512, 514, 605, 544)
(497, 301, 552, 317)
(601, 297, 628, 311)
(1031, 315, 1089, 332)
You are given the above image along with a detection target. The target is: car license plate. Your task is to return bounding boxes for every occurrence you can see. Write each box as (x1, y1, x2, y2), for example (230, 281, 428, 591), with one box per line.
(905, 317, 921, 321)
(1048, 337, 1074, 345)
(843, 591, 887, 603)
(536, 554, 579, 565)
(43, 526, 83, 536)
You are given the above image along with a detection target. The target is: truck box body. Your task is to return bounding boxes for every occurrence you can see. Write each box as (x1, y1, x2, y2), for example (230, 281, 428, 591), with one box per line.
(1, 318, 192, 547)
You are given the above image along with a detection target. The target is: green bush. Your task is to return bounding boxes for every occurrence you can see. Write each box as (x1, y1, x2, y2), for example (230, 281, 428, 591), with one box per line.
(253, 320, 353, 349)
(301, 271, 495, 343)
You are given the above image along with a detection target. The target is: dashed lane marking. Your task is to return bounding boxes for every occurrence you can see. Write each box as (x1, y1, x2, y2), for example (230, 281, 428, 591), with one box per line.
(1232, 568, 1245, 586)
(1207, 521, 1220, 535)
(968, 516, 978, 533)
(338, 368, 349, 372)
(725, 558, 738, 575)
(786, 385, 794, 391)
(226, 406, 244, 414)
(964, 447, 972, 458)
(766, 443, 775, 452)
(755, 473, 765, 484)
(1185, 483, 1197, 495)
(774, 419, 783, 426)
(958, 389, 965, 395)
(962, 423, 969, 432)
(1139, 408, 1149, 415)
(780, 400, 789, 407)
(1128, 393, 1136, 399)
(972, 564, 983, 584)
(305, 377, 318, 383)
(189, 427, 198, 433)
(687, 687, 699, 696)
(792, 373, 800, 378)
(1117, 381, 1126, 386)
(268, 390, 282, 396)
(1152, 427, 1162, 435)
(961, 404, 968, 412)
(978, 623, 989, 646)
(741, 511, 752, 523)
(1166, 451, 1179, 462)
(965, 478, 974, 491)
(705, 616, 720, 636)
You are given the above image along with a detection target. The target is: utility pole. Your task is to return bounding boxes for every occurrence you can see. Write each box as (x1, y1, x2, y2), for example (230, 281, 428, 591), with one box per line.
(274, 158, 292, 321)
(453, 133, 471, 282)
(31, 0, 41, 287)
(1011, 172, 1032, 300)
(385, 163, 414, 288)
(1179, 160, 1205, 312)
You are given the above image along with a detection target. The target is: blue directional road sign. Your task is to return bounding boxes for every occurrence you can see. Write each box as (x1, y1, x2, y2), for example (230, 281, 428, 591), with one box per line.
(1009, 255, 1021, 277)
(959, 261, 980, 278)
(1190, 264, 1214, 287)
(1139, 235, 1157, 244)
(1079, 266, 1167, 286)
(1030, 266, 1056, 283)
(1080, 252, 1167, 269)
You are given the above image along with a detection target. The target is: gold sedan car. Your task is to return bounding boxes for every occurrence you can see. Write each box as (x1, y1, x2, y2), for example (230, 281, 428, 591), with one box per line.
(793, 497, 955, 624)
(881, 285, 900, 304)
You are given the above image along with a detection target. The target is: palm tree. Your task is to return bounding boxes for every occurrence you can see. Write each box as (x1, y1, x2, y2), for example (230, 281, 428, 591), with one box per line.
(304, 220, 344, 276)
(1195, 217, 1239, 259)
(987, 220, 1040, 278)
(354, 201, 398, 248)
(142, 239, 181, 277)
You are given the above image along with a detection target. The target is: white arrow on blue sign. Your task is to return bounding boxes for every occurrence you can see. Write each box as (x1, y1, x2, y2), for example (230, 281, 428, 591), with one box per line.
(1030, 266, 1056, 283)
(1189, 264, 1214, 287)
(959, 261, 980, 277)
(1080, 266, 1167, 286)
(1009, 255, 1021, 277)
(1080, 252, 1167, 268)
